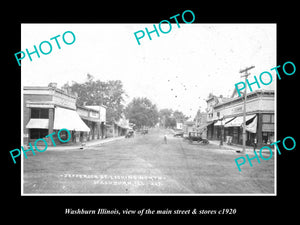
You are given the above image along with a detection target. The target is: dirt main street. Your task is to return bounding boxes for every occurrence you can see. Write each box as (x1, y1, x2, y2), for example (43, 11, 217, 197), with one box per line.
(23, 127, 275, 194)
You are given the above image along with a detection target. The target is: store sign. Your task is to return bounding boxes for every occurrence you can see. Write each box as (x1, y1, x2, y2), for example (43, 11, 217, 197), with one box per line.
(77, 108, 89, 117)
(90, 111, 99, 118)
(53, 94, 76, 110)
(232, 106, 243, 113)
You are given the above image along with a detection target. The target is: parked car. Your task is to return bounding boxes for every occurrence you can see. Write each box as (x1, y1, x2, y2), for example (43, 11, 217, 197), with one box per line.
(141, 129, 148, 135)
(187, 132, 209, 144)
(173, 131, 184, 137)
(125, 130, 134, 138)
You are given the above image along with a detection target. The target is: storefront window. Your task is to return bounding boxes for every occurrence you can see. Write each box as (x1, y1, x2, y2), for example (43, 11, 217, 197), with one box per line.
(262, 132, 274, 144)
(30, 129, 48, 139)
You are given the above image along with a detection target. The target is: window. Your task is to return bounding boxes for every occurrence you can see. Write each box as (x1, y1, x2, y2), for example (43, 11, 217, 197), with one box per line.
(31, 108, 49, 119)
(30, 129, 48, 139)
(262, 114, 271, 123)
(262, 114, 275, 123)
(271, 114, 275, 123)
(262, 132, 274, 144)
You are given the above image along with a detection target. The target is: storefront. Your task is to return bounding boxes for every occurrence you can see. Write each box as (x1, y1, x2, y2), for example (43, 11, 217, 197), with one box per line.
(223, 114, 257, 145)
(23, 84, 100, 146)
(76, 105, 107, 142)
(106, 117, 130, 138)
(52, 106, 90, 144)
(206, 90, 275, 148)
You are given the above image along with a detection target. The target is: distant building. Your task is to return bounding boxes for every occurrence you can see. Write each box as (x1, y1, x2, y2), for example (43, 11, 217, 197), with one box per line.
(194, 109, 209, 138)
(176, 121, 183, 130)
(206, 93, 232, 121)
(106, 116, 130, 138)
(182, 120, 195, 137)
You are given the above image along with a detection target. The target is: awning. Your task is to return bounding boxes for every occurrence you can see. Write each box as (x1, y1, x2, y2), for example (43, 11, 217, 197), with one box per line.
(53, 107, 90, 132)
(79, 115, 100, 123)
(26, 119, 49, 129)
(214, 117, 235, 126)
(224, 114, 256, 127)
(197, 121, 214, 130)
(246, 116, 257, 133)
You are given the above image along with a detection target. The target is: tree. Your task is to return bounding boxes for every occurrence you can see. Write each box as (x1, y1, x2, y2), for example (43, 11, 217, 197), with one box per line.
(159, 108, 188, 128)
(158, 108, 173, 128)
(173, 110, 189, 122)
(62, 74, 127, 123)
(124, 97, 159, 128)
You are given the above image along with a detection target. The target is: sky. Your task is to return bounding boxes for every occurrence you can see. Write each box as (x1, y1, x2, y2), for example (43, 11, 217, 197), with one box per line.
(21, 23, 276, 118)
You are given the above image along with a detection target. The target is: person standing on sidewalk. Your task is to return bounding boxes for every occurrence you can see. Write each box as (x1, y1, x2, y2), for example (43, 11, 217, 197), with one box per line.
(164, 135, 168, 144)
(253, 137, 257, 151)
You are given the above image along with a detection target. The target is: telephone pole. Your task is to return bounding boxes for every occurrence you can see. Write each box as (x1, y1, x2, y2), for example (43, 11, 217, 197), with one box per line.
(237, 65, 255, 153)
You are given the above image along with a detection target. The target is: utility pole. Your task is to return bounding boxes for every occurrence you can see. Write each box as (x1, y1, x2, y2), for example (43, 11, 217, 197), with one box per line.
(237, 65, 255, 153)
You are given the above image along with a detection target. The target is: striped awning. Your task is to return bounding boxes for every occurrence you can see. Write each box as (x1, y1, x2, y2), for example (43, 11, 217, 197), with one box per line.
(224, 114, 256, 127)
(214, 117, 235, 126)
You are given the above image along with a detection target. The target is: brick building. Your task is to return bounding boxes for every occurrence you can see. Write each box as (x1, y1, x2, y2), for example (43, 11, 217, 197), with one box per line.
(206, 90, 275, 148)
(23, 83, 106, 146)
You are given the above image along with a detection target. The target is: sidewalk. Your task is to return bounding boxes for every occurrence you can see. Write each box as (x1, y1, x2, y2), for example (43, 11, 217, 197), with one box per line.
(209, 140, 265, 153)
(47, 136, 125, 151)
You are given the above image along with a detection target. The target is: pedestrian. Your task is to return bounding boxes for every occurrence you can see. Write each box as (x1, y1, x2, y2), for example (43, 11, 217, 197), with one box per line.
(164, 135, 167, 144)
(80, 142, 86, 150)
(253, 137, 257, 151)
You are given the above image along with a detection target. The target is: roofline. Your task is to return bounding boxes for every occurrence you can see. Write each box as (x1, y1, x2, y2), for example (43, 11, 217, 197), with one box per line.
(23, 86, 77, 99)
(214, 89, 274, 109)
(76, 105, 100, 113)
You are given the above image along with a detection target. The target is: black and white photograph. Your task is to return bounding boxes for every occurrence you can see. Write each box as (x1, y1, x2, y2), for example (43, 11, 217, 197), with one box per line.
(21, 23, 276, 195)
(4, 4, 299, 221)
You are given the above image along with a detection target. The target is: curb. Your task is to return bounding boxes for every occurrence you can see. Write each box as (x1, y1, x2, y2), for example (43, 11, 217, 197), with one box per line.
(46, 136, 125, 151)
(208, 140, 274, 154)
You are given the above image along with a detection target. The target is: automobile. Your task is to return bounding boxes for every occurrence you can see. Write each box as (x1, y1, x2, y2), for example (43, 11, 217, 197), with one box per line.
(141, 129, 148, 135)
(187, 132, 209, 144)
(125, 130, 134, 138)
(173, 132, 184, 137)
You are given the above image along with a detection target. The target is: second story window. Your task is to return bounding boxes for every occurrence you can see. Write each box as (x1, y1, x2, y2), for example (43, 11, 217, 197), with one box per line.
(31, 108, 49, 119)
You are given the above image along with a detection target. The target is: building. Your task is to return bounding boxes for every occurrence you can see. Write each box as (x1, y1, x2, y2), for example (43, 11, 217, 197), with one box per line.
(106, 117, 130, 138)
(206, 89, 275, 148)
(76, 104, 107, 142)
(194, 109, 209, 139)
(176, 120, 183, 130)
(182, 120, 195, 137)
(23, 83, 107, 146)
